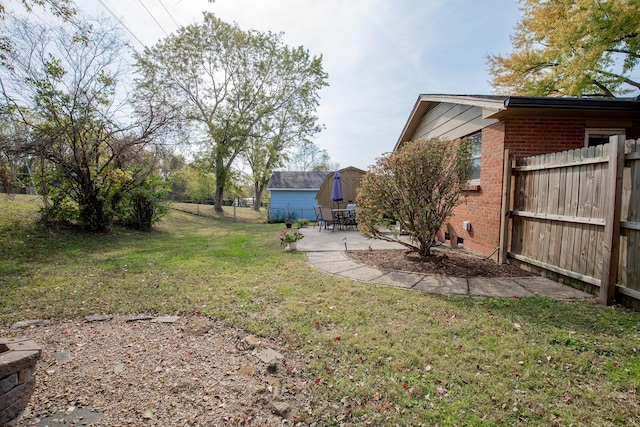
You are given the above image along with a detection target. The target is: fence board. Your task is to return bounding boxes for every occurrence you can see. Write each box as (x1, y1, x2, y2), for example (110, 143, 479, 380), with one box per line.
(626, 141, 640, 291)
(499, 150, 513, 264)
(539, 153, 552, 266)
(547, 151, 562, 267)
(600, 136, 624, 305)
(503, 138, 640, 306)
(581, 146, 597, 277)
(559, 148, 578, 272)
(530, 155, 544, 261)
(590, 144, 605, 279)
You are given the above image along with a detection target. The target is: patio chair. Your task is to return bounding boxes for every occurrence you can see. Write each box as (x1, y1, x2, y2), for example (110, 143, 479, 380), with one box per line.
(312, 205, 323, 229)
(318, 206, 339, 232)
(343, 203, 357, 229)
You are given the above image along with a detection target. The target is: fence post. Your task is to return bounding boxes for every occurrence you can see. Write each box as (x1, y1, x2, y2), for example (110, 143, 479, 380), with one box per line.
(499, 149, 512, 264)
(599, 135, 625, 305)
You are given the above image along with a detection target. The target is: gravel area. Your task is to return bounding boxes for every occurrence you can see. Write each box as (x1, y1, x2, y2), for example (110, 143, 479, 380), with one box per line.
(2, 315, 314, 426)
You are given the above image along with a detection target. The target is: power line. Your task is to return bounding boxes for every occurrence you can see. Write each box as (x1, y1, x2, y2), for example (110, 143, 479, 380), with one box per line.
(137, 0, 169, 37)
(157, 0, 180, 28)
(96, 0, 146, 47)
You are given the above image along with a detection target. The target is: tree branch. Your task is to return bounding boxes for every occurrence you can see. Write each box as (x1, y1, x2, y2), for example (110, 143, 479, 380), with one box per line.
(598, 69, 640, 90)
(592, 79, 615, 97)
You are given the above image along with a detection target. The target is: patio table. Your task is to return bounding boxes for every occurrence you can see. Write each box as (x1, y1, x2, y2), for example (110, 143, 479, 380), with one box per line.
(331, 208, 356, 230)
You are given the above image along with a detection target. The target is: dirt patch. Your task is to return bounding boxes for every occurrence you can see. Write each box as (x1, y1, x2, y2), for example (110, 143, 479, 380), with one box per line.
(3, 316, 313, 426)
(345, 247, 535, 278)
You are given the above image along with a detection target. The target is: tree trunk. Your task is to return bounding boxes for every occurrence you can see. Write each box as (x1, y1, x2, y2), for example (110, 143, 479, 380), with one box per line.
(214, 185, 224, 212)
(253, 182, 263, 212)
(213, 146, 226, 213)
(79, 192, 108, 232)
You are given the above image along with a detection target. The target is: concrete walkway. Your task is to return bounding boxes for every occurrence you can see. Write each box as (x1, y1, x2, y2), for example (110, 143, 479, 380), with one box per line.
(294, 225, 592, 300)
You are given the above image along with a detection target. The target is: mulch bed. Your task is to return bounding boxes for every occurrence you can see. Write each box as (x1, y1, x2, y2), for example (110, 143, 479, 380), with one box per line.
(345, 246, 535, 278)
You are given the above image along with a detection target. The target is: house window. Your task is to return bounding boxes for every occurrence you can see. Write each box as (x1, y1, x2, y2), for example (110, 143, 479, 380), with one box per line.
(467, 131, 482, 182)
(585, 128, 625, 147)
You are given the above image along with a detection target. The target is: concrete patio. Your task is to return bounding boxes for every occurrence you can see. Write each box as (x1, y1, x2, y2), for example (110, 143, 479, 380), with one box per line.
(293, 225, 593, 300)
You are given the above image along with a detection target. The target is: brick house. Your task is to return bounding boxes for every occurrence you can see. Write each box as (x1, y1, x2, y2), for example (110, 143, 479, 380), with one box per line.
(394, 94, 640, 258)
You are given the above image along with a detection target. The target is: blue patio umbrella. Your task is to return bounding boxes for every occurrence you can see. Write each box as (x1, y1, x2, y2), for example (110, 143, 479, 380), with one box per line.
(331, 170, 344, 208)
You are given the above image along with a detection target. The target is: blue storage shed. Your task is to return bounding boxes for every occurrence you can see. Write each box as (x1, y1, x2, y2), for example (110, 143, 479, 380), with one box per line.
(267, 171, 329, 221)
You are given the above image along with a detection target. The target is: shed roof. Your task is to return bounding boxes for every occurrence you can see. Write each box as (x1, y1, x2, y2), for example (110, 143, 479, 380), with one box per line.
(315, 166, 367, 207)
(267, 171, 329, 191)
(395, 94, 640, 150)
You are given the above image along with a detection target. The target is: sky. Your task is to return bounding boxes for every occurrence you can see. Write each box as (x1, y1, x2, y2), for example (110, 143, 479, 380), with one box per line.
(45, 0, 523, 170)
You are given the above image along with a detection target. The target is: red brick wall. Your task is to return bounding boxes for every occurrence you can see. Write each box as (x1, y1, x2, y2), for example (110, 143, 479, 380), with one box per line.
(443, 118, 588, 259)
(504, 118, 585, 156)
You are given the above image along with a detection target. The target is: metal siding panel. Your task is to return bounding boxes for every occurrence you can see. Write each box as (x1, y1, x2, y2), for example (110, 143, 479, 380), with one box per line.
(270, 190, 319, 220)
(410, 103, 497, 141)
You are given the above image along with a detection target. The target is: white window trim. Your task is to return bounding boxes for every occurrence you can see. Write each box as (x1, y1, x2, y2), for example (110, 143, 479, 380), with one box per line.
(467, 131, 482, 184)
(584, 128, 625, 147)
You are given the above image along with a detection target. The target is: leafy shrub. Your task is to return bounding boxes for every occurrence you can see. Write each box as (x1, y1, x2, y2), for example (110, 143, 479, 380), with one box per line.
(295, 218, 310, 228)
(116, 177, 169, 231)
(357, 137, 473, 257)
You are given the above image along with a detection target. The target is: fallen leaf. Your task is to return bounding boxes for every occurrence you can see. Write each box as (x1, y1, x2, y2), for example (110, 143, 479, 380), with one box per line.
(314, 377, 322, 385)
(142, 408, 153, 419)
(514, 323, 522, 330)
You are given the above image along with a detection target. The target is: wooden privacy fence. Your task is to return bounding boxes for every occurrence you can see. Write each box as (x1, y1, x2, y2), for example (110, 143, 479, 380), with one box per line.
(500, 136, 640, 306)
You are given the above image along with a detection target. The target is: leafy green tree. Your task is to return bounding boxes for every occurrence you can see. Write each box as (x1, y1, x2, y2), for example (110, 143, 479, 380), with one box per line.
(170, 165, 216, 204)
(243, 93, 325, 211)
(1, 16, 172, 231)
(357, 138, 473, 258)
(488, 0, 640, 97)
(135, 13, 327, 212)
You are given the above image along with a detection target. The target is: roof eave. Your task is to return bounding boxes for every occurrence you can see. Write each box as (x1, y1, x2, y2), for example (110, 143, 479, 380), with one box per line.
(487, 96, 640, 119)
(394, 95, 506, 149)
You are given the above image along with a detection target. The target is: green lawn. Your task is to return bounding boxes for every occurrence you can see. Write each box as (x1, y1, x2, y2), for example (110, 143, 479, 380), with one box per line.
(2, 194, 640, 425)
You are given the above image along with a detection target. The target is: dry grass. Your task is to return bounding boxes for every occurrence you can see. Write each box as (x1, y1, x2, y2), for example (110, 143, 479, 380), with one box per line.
(2, 194, 640, 426)
(170, 202, 268, 223)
